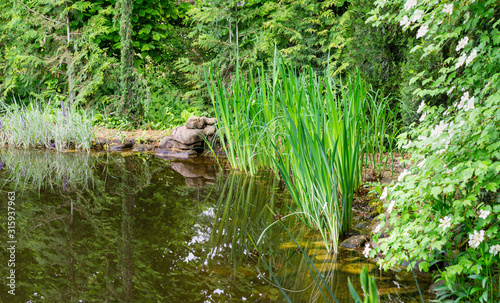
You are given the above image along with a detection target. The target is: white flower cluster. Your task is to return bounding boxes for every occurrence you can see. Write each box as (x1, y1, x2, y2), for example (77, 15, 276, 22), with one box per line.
(400, 15, 410, 28)
(439, 216, 452, 231)
(457, 92, 475, 111)
(442, 3, 453, 15)
(490, 244, 500, 256)
(455, 53, 467, 69)
(380, 187, 388, 200)
(456, 36, 469, 52)
(447, 86, 455, 95)
(402, 140, 412, 149)
(411, 9, 424, 22)
(398, 169, 410, 182)
(363, 243, 371, 258)
(468, 230, 485, 249)
(417, 101, 426, 113)
(419, 112, 427, 122)
(417, 158, 426, 168)
(374, 224, 382, 234)
(387, 200, 396, 214)
(466, 49, 477, 66)
(404, 0, 417, 11)
(416, 25, 429, 38)
(430, 121, 448, 139)
(479, 209, 490, 219)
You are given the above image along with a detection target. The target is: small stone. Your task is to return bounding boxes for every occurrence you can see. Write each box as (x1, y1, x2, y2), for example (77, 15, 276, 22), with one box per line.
(186, 116, 207, 129)
(340, 235, 367, 249)
(158, 136, 171, 149)
(205, 117, 217, 125)
(109, 141, 134, 151)
(355, 222, 369, 230)
(203, 125, 216, 136)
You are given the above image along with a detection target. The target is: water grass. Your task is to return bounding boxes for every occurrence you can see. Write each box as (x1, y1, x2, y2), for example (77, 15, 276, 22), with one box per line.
(206, 53, 399, 249)
(0, 99, 94, 151)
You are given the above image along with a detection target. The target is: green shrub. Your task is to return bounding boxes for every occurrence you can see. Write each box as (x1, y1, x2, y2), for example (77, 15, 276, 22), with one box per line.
(369, 0, 500, 300)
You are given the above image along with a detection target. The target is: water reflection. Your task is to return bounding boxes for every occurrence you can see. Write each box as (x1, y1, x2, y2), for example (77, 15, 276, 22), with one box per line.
(0, 150, 430, 302)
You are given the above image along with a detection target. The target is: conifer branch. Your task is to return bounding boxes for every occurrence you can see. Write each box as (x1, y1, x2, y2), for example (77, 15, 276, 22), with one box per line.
(16, 0, 61, 24)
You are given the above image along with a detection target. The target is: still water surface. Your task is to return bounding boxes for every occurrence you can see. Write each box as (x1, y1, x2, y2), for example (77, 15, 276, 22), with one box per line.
(0, 150, 431, 302)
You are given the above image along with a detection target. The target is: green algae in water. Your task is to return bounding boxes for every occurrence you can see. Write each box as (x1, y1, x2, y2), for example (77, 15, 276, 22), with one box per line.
(0, 150, 432, 302)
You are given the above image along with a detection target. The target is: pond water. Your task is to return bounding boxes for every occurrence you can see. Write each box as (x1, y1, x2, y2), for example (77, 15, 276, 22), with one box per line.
(0, 150, 432, 302)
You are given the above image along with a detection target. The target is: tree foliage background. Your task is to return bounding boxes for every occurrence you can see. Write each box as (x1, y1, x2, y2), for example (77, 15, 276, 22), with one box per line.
(0, 0, 472, 126)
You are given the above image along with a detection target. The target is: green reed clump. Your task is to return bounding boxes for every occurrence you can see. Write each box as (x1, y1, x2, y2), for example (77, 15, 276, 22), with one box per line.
(0, 100, 94, 151)
(206, 54, 398, 250)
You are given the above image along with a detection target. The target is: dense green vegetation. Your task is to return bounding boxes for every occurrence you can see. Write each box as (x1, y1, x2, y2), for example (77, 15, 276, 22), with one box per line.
(0, 0, 441, 128)
(1, 0, 499, 301)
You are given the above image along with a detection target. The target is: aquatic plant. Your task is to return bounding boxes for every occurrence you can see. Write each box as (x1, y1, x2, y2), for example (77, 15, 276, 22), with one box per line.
(0, 99, 94, 151)
(207, 53, 399, 248)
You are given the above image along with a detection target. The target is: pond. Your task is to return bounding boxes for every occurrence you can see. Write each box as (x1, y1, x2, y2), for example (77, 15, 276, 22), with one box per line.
(0, 150, 432, 302)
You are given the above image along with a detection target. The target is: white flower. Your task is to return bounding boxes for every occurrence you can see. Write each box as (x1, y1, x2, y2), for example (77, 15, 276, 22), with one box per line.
(464, 12, 470, 24)
(380, 187, 388, 200)
(417, 101, 426, 113)
(466, 49, 477, 66)
(418, 135, 427, 141)
(417, 159, 426, 168)
(411, 9, 424, 22)
(469, 230, 485, 248)
(430, 121, 448, 139)
(398, 169, 410, 182)
(419, 112, 427, 122)
(479, 209, 491, 219)
(439, 216, 452, 231)
(458, 92, 469, 109)
(374, 224, 382, 234)
(447, 86, 455, 95)
(442, 3, 453, 15)
(402, 140, 412, 149)
(404, 0, 417, 11)
(387, 200, 396, 214)
(416, 24, 429, 39)
(465, 96, 475, 111)
(489, 244, 500, 256)
(363, 243, 371, 258)
(456, 36, 469, 52)
(400, 15, 410, 28)
(455, 53, 467, 69)
(438, 20, 443, 25)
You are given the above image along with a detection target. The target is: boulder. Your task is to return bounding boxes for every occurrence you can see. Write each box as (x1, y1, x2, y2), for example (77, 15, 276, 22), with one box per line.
(203, 125, 216, 136)
(170, 126, 204, 145)
(185, 116, 207, 129)
(340, 235, 367, 249)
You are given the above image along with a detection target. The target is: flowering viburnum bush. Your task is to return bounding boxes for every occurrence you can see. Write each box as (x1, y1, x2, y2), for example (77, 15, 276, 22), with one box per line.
(368, 0, 500, 301)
